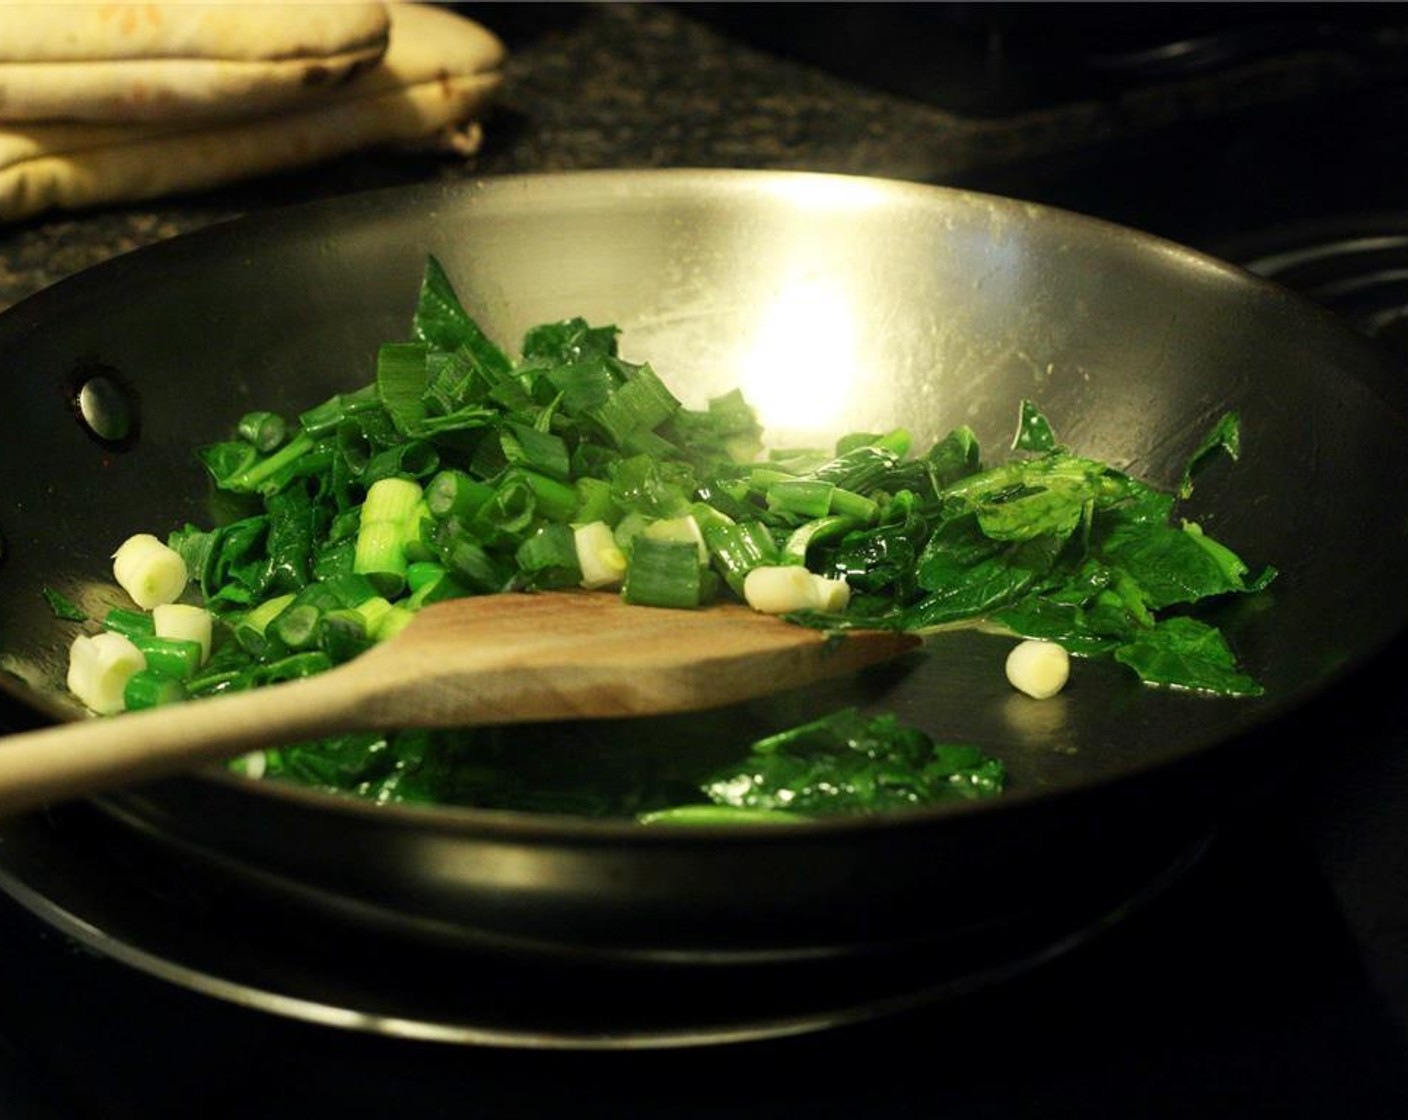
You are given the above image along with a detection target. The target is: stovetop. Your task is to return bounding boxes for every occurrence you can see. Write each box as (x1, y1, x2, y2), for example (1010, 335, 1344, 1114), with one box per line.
(685, 1, 1408, 119)
(4, 7, 1408, 1116)
(1, 759, 1404, 1118)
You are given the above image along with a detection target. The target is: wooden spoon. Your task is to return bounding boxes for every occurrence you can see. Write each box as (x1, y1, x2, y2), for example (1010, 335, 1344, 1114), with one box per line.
(0, 590, 919, 818)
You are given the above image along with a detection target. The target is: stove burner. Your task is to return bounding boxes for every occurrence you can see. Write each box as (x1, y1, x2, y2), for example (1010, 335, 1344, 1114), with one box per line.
(684, 3, 1408, 118)
(1220, 215, 1408, 358)
(0, 802, 1210, 1049)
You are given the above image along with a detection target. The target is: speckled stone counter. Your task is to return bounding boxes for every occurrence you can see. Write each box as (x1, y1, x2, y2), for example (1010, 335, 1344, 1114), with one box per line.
(0, 2, 1395, 311)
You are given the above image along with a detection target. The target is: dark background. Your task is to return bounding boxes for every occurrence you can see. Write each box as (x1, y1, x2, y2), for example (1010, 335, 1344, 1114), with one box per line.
(3, 5, 1408, 1116)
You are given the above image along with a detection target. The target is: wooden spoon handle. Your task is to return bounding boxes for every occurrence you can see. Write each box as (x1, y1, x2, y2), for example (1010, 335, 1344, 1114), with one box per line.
(0, 668, 368, 818)
(0, 591, 920, 819)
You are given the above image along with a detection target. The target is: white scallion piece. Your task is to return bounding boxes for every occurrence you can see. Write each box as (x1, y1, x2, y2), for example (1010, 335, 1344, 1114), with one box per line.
(66, 631, 146, 714)
(112, 533, 187, 609)
(743, 565, 850, 615)
(574, 521, 628, 589)
(810, 574, 852, 613)
(1005, 639, 1071, 700)
(152, 603, 213, 664)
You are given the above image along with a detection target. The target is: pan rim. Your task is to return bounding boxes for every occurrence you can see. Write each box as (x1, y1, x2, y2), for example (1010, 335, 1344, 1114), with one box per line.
(5, 166, 1407, 840)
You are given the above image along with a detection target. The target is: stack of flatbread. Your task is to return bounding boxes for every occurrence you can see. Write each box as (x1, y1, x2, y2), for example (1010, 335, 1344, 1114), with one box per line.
(0, 2, 506, 222)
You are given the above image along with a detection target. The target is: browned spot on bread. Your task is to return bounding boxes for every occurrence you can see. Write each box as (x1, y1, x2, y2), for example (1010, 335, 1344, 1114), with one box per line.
(334, 56, 378, 87)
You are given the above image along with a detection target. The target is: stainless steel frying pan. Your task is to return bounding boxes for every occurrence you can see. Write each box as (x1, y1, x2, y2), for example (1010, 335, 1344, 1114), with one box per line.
(2, 170, 1405, 964)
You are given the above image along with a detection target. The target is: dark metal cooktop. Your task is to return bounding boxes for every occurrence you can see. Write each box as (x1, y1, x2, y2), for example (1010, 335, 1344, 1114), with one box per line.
(4, 7, 1408, 1116)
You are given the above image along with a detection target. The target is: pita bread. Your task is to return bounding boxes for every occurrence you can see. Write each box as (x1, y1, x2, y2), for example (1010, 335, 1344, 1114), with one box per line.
(0, 4, 505, 222)
(0, 2, 391, 61)
(0, 2, 392, 122)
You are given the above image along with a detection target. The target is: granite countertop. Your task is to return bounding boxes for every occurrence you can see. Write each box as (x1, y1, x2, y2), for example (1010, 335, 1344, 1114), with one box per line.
(0, 2, 1389, 313)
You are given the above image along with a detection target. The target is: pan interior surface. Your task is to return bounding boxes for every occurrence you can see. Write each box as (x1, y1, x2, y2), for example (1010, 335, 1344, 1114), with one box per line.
(2, 169, 1407, 961)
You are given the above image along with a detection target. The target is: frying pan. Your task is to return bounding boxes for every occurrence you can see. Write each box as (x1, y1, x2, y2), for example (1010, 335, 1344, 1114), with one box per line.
(2, 169, 1406, 965)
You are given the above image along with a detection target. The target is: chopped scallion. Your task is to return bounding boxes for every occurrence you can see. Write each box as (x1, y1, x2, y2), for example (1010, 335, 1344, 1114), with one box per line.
(623, 537, 703, 609)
